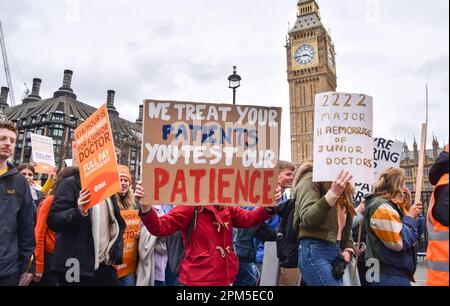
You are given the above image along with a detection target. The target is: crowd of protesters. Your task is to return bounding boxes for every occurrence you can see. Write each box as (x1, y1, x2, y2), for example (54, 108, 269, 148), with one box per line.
(0, 119, 447, 287)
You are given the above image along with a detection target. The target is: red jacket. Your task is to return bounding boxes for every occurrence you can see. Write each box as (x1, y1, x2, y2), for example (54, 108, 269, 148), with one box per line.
(140, 205, 272, 286)
(34, 195, 56, 274)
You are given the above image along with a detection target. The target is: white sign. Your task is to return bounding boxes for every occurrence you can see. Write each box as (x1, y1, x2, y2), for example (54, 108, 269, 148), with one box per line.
(373, 138, 403, 179)
(313, 92, 374, 184)
(354, 137, 403, 204)
(30, 133, 56, 174)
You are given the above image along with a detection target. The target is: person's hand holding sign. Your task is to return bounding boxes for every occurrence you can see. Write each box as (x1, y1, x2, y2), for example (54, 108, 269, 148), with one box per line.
(407, 202, 423, 219)
(78, 188, 90, 216)
(274, 186, 282, 203)
(135, 181, 151, 213)
(264, 186, 283, 214)
(327, 170, 353, 207)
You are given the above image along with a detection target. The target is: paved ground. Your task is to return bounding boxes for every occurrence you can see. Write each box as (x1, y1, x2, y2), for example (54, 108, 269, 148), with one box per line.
(412, 260, 427, 286)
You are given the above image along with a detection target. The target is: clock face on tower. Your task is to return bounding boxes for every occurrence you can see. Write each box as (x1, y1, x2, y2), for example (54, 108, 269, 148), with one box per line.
(294, 44, 315, 65)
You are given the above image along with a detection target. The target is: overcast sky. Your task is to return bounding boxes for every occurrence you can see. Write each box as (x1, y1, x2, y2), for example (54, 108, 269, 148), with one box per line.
(1, 0, 449, 161)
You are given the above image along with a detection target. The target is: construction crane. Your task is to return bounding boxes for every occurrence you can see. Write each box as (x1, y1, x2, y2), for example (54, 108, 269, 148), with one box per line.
(0, 21, 16, 106)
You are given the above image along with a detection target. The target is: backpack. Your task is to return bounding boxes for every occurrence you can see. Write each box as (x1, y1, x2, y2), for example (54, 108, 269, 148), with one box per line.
(166, 208, 198, 275)
(276, 199, 300, 268)
(233, 226, 257, 263)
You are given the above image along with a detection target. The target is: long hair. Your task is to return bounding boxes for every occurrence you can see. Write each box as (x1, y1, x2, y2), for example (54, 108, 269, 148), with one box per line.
(374, 167, 406, 203)
(116, 188, 136, 211)
(50, 166, 79, 196)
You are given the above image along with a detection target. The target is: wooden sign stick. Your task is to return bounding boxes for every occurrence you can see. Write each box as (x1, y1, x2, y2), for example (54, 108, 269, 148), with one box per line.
(352, 220, 363, 280)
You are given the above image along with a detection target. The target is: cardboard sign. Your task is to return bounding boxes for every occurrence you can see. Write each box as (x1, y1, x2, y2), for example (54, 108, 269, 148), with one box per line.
(313, 92, 374, 185)
(141, 100, 282, 206)
(115, 210, 140, 278)
(74, 104, 120, 209)
(354, 137, 403, 205)
(30, 133, 56, 175)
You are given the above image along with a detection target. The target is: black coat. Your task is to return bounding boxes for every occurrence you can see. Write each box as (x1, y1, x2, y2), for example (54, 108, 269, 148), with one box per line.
(47, 170, 126, 277)
(0, 162, 35, 278)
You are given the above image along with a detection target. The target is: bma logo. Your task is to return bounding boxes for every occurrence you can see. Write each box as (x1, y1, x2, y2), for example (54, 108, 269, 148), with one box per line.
(65, 258, 81, 283)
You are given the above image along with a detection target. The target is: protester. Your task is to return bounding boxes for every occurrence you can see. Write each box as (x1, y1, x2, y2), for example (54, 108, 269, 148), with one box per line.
(364, 167, 424, 286)
(34, 167, 76, 286)
(426, 144, 449, 286)
(18, 163, 45, 211)
(232, 208, 259, 286)
(163, 205, 182, 286)
(0, 121, 35, 286)
(47, 164, 126, 286)
(293, 162, 355, 286)
(253, 161, 295, 278)
(136, 182, 279, 286)
(136, 205, 168, 286)
(116, 165, 139, 286)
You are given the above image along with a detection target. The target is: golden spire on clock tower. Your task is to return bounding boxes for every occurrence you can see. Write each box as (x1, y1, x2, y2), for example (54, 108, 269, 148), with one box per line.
(286, 0, 337, 166)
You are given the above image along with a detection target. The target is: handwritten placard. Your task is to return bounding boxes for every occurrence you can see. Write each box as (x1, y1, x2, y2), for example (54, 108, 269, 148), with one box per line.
(354, 137, 403, 204)
(313, 92, 374, 184)
(141, 100, 282, 206)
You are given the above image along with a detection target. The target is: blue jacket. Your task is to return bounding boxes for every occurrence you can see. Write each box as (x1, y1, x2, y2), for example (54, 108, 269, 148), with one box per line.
(254, 195, 285, 264)
(365, 195, 425, 280)
(0, 162, 35, 278)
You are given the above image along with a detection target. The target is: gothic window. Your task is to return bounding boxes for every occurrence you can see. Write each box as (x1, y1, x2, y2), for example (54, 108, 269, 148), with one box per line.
(406, 167, 412, 177)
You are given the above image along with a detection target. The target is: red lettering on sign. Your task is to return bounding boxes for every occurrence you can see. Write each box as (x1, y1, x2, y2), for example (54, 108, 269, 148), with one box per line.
(154, 168, 169, 201)
(263, 170, 274, 205)
(170, 170, 187, 203)
(235, 170, 249, 203)
(209, 168, 216, 203)
(218, 169, 234, 204)
(249, 171, 261, 204)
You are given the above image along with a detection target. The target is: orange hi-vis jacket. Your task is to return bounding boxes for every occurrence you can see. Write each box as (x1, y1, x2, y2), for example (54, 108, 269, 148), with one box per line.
(426, 173, 449, 286)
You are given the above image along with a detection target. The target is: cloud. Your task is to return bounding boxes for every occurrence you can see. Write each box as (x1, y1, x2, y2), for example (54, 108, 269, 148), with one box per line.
(1, 0, 448, 157)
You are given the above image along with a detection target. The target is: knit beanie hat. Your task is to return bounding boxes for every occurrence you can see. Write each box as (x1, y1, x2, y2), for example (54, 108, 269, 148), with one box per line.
(118, 165, 131, 182)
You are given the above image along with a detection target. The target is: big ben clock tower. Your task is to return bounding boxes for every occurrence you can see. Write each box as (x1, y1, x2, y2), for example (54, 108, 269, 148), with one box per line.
(287, 0, 337, 165)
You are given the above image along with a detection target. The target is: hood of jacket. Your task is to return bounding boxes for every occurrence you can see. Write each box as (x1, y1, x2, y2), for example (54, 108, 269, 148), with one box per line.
(292, 161, 313, 188)
(429, 151, 449, 186)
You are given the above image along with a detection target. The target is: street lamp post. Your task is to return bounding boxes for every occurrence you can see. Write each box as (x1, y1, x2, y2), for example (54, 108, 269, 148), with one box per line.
(228, 66, 241, 105)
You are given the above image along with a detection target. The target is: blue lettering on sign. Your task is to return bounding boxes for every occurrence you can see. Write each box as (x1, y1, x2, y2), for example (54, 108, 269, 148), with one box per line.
(160, 123, 259, 147)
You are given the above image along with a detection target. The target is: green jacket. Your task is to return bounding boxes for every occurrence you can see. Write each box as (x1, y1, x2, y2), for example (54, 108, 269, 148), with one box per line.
(293, 171, 354, 250)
